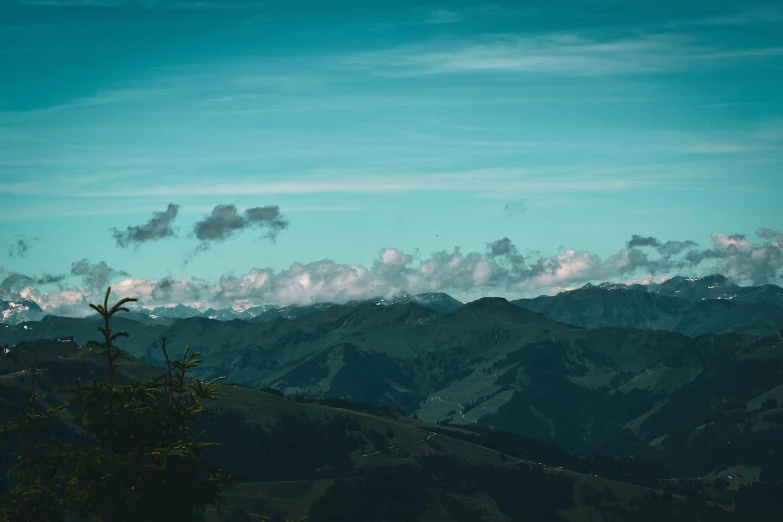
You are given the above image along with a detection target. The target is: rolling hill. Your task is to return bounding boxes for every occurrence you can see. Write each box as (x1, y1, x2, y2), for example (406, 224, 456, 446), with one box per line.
(3, 339, 781, 521)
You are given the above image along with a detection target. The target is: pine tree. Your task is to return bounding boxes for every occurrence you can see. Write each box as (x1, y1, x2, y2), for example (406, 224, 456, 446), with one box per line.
(0, 287, 232, 521)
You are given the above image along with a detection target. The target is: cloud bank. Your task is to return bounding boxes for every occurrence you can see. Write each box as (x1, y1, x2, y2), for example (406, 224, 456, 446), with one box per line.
(2, 227, 781, 315)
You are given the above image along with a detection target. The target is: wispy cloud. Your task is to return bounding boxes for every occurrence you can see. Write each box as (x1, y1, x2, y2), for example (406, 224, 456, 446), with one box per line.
(336, 32, 783, 77)
(425, 9, 462, 24)
(503, 201, 527, 216)
(16, 0, 264, 8)
(0, 89, 172, 122)
(0, 160, 765, 201)
(666, 7, 783, 28)
(7, 235, 39, 258)
(65, 169, 679, 199)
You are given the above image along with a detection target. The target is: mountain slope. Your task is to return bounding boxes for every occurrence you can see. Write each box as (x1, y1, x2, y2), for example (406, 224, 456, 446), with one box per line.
(512, 284, 783, 337)
(649, 274, 783, 307)
(4, 339, 778, 522)
(0, 299, 44, 325)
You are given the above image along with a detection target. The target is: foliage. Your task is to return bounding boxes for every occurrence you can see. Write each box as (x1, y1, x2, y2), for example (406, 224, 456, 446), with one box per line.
(0, 287, 233, 522)
(309, 455, 575, 522)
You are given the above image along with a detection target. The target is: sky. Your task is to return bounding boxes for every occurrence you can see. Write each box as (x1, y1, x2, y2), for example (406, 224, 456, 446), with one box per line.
(0, 0, 782, 313)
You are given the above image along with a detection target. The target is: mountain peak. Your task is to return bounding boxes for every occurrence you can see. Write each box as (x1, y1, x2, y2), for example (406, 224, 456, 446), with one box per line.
(701, 273, 729, 284)
(463, 297, 527, 314)
(1, 299, 45, 325)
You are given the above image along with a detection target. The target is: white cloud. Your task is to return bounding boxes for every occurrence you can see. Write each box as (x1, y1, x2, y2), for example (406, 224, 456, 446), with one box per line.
(336, 32, 783, 78)
(5, 229, 781, 314)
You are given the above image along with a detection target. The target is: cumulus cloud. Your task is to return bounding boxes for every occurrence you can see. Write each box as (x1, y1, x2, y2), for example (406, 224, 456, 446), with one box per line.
(193, 204, 289, 251)
(503, 201, 527, 216)
(0, 271, 66, 300)
(70, 259, 130, 290)
(486, 237, 526, 267)
(111, 203, 180, 248)
(9, 227, 783, 314)
(626, 234, 698, 258)
(682, 229, 783, 284)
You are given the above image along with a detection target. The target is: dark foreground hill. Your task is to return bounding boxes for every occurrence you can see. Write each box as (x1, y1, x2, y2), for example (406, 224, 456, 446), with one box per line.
(3, 340, 783, 521)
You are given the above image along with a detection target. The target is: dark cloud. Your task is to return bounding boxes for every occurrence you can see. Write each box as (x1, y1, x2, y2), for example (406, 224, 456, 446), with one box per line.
(8, 238, 29, 258)
(7, 235, 40, 258)
(0, 272, 66, 300)
(627, 235, 699, 258)
(657, 240, 698, 256)
(244, 206, 289, 241)
(487, 237, 514, 257)
(193, 204, 289, 249)
(486, 237, 526, 267)
(627, 235, 661, 248)
(684, 249, 717, 266)
(758, 227, 783, 243)
(681, 230, 783, 284)
(111, 203, 180, 248)
(503, 201, 527, 216)
(70, 259, 130, 289)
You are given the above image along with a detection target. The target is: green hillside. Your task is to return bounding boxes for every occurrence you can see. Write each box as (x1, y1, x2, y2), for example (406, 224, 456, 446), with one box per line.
(4, 338, 783, 521)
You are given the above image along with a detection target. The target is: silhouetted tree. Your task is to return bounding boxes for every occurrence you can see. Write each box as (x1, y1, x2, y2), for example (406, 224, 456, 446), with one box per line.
(0, 287, 232, 522)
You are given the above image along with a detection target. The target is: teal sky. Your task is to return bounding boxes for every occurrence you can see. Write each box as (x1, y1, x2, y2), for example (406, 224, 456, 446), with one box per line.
(1, 0, 782, 311)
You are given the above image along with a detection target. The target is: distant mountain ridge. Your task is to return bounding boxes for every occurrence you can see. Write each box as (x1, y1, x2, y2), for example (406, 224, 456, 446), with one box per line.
(647, 274, 783, 307)
(121, 291, 464, 324)
(3, 276, 782, 338)
(512, 279, 783, 337)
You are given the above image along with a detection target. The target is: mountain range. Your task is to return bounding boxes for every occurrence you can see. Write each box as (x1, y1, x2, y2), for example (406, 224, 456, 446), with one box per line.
(2, 276, 782, 481)
(512, 279, 783, 337)
(4, 275, 781, 336)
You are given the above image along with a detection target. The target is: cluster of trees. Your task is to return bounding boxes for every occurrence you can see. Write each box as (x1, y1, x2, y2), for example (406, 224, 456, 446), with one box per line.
(0, 288, 298, 522)
(196, 409, 363, 482)
(429, 425, 670, 488)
